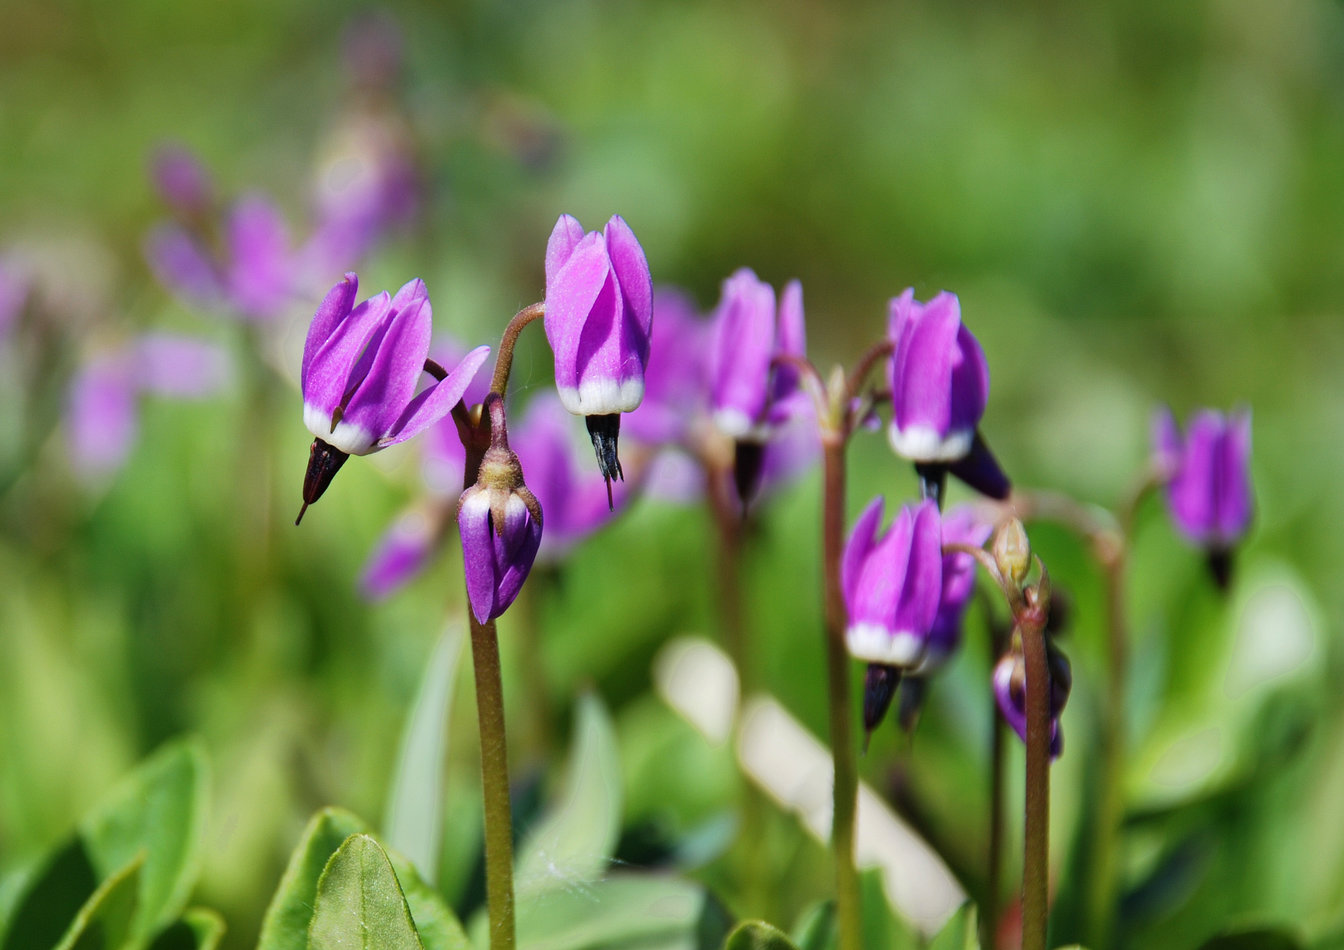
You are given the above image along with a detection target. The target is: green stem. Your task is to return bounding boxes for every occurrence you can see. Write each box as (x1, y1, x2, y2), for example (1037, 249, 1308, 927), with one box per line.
(489, 303, 545, 397)
(1020, 606, 1051, 950)
(821, 439, 862, 950)
(468, 613, 516, 950)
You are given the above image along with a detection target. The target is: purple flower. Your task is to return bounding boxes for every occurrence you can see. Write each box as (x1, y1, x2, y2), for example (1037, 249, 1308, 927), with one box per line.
(146, 194, 295, 321)
(458, 396, 544, 624)
(887, 289, 989, 463)
(912, 505, 994, 675)
(842, 498, 943, 666)
(993, 635, 1071, 760)
(622, 288, 711, 448)
(543, 214, 653, 495)
(67, 334, 231, 477)
(1153, 407, 1253, 552)
(708, 270, 806, 441)
(297, 273, 489, 523)
(360, 507, 439, 600)
(150, 145, 214, 217)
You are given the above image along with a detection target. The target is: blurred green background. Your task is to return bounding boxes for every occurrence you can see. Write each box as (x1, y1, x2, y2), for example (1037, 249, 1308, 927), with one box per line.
(2, 1, 1343, 947)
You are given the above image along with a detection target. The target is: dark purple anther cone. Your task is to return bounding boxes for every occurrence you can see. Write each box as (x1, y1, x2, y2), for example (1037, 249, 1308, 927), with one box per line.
(585, 414, 624, 510)
(296, 437, 349, 525)
(863, 664, 901, 750)
(945, 431, 1011, 501)
(914, 462, 947, 508)
(1207, 548, 1234, 590)
(896, 676, 928, 735)
(732, 439, 766, 514)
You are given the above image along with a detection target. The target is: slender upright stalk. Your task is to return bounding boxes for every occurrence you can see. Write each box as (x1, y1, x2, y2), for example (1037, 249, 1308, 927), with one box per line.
(821, 439, 862, 950)
(468, 613, 516, 950)
(984, 611, 1008, 950)
(1019, 602, 1051, 950)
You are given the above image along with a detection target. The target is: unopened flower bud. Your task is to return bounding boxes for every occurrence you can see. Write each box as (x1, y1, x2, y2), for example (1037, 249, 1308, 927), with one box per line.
(992, 518, 1031, 588)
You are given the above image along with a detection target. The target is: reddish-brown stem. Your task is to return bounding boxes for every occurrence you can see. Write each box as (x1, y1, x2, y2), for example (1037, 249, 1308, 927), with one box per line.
(1019, 589, 1051, 950)
(489, 302, 545, 398)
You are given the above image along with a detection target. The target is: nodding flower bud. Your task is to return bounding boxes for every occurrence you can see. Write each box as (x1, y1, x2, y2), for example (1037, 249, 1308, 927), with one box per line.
(992, 633, 1071, 760)
(458, 395, 543, 624)
(992, 518, 1032, 590)
(1152, 406, 1252, 588)
(543, 214, 653, 504)
(862, 664, 901, 749)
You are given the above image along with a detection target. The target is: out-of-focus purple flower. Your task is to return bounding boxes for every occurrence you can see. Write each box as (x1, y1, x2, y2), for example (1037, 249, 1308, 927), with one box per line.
(514, 393, 626, 562)
(146, 194, 295, 321)
(1153, 407, 1253, 554)
(458, 396, 543, 624)
(993, 634, 1071, 760)
(361, 507, 438, 600)
(887, 289, 988, 463)
(708, 270, 806, 440)
(543, 214, 653, 495)
(908, 505, 994, 675)
(66, 334, 230, 477)
(623, 288, 710, 447)
(151, 145, 214, 217)
(842, 498, 943, 666)
(297, 273, 489, 523)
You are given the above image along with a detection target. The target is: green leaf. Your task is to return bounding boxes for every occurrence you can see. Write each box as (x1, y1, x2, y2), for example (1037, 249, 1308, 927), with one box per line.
(54, 854, 143, 950)
(511, 875, 706, 950)
(927, 902, 980, 950)
(259, 809, 468, 950)
(1, 839, 101, 950)
(723, 920, 801, 950)
(384, 625, 465, 887)
(258, 808, 369, 950)
(1196, 928, 1304, 950)
(858, 868, 918, 950)
(790, 901, 835, 950)
(515, 693, 621, 899)
(308, 834, 423, 950)
(147, 908, 226, 950)
(79, 737, 209, 943)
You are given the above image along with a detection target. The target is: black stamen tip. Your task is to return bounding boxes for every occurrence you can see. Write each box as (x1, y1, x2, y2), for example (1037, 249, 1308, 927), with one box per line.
(732, 440, 766, 516)
(863, 664, 901, 744)
(914, 462, 948, 508)
(297, 437, 349, 526)
(1207, 548, 1234, 591)
(585, 414, 623, 511)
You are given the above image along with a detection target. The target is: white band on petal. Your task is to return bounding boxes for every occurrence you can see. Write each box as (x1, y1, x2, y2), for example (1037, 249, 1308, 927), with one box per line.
(887, 423, 974, 463)
(305, 402, 377, 455)
(556, 376, 644, 416)
(845, 624, 924, 666)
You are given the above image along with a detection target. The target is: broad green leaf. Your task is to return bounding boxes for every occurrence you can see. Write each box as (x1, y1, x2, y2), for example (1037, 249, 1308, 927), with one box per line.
(147, 908, 226, 950)
(1, 839, 100, 950)
(308, 834, 422, 950)
(257, 807, 368, 950)
(515, 693, 621, 899)
(54, 854, 142, 950)
(384, 625, 464, 886)
(926, 902, 980, 950)
(510, 875, 706, 950)
(259, 808, 467, 950)
(791, 901, 835, 950)
(79, 737, 209, 943)
(723, 920, 800, 950)
(1196, 928, 1303, 950)
(858, 868, 918, 950)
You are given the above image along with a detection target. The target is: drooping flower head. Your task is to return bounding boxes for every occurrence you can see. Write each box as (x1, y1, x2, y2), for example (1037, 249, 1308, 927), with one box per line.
(458, 395, 544, 624)
(993, 632, 1072, 760)
(297, 272, 489, 523)
(913, 505, 995, 675)
(887, 289, 1008, 502)
(543, 213, 653, 501)
(842, 498, 943, 666)
(1153, 407, 1252, 585)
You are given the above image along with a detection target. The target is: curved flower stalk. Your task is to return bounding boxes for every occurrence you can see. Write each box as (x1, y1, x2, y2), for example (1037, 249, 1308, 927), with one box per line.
(886, 289, 1008, 502)
(296, 272, 489, 523)
(1153, 406, 1252, 586)
(66, 334, 231, 478)
(543, 214, 653, 500)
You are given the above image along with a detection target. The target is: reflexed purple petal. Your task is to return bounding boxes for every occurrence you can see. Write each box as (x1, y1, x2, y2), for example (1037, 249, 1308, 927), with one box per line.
(771, 279, 806, 401)
(842, 497, 886, 609)
(1169, 411, 1222, 544)
(603, 214, 653, 338)
(361, 508, 437, 599)
(132, 334, 231, 397)
(1216, 410, 1252, 545)
(948, 321, 989, 434)
(304, 290, 392, 415)
(67, 356, 137, 476)
(709, 269, 775, 435)
(544, 233, 612, 396)
(225, 195, 291, 319)
(382, 344, 490, 447)
(302, 274, 359, 384)
(545, 214, 587, 287)
(340, 283, 432, 441)
(145, 225, 222, 302)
